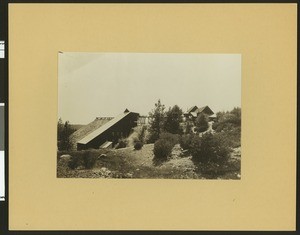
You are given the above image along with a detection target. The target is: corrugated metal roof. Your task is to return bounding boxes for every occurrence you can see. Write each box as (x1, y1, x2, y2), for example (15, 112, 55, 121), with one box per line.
(77, 111, 134, 145)
(69, 117, 112, 150)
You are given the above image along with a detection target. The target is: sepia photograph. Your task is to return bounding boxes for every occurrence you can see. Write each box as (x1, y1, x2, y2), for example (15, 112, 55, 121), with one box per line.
(57, 52, 241, 179)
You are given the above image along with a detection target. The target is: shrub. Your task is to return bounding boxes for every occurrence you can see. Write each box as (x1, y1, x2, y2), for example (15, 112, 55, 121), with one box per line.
(153, 132, 179, 160)
(67, 150, 99, 170)
(179, 134, 194, 150)
(159, 132, 179, 146)
(153, 138, 174, 160)
(82, 151, 97, 169)
(212, 107, 241, 148)
(68, 155, 81, 170)
(195, 113, 209, 133)
(190, 133, 231, 164)
(214, 129, 241, 148)
(185, 121, 193, 134)
(134, 141, 143, 150)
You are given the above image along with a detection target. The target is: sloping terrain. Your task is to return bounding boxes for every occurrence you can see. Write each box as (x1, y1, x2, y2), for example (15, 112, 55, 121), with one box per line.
(57, 145, 240, 179)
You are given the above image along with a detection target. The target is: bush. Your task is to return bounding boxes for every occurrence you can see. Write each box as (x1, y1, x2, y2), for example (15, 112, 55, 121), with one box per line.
(179, 134, 194, 150)
(153, 139, 174, 160)
(67, 150, 99, 170)
(212, 107, 241, 148)
(82, 151, 97, 169)
(185, 121, 193, 134)
(195, 113, 209, 133)
(214, 129, 241, 148)
(159, 132, 179, 146)
(134, 141, 143, 150)
(68, 155, 81, 170)
(190, 133, 231, 164)
(153, 132, 179, 160)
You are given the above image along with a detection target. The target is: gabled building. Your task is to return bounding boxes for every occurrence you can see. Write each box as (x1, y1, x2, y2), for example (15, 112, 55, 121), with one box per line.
(184, 105, 215, 121)
(74, 109, 139, 150)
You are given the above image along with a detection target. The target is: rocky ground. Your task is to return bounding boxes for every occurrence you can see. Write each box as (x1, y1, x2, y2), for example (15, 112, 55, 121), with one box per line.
(57, 144, 241, 179)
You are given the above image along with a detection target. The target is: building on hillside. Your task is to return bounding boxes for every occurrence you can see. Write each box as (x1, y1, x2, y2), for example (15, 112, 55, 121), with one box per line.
(184, 105, 215, 121)
(76, 109, 139, 150)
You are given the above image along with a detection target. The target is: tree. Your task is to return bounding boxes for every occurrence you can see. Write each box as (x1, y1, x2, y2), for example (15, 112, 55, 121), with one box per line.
(195, 113, 209, 133)
(148, 99, 165, 143)
(163, 105, 183, 134)
(57, 118, 64, 142)
(59, 121, 75, 151)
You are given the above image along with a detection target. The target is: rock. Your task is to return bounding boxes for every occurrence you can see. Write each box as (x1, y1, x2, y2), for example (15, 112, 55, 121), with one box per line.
(98, 153, 107, 159)
(60, 154, 71, 159)
(125, 173, 133, 178)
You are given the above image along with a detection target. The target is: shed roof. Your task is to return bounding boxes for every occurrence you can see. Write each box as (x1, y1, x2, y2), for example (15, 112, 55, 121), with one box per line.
(196, 106, 207, 113)
(186, 105, 198, 113)
(77, 111, 137, 145)
(69, 117, 113, 150)
(196, 106, 214, 114)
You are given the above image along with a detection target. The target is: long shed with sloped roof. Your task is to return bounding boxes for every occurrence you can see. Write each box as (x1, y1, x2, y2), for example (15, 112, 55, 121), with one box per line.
(76, 110, 139, 150)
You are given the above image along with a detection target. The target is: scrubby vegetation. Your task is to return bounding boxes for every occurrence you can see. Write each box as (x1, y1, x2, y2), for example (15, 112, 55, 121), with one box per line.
(179, 134, 194, 150)
(134, 141, 143, 150)
(66, 150, 102, 170)
(57, 118, 76, 151)
(194, 113, 209, 133)
(153, 139, 174, 160)
(212, 107, 241, 148)
(153, 132, 179, 161)
(57, 101, 241, 179)
(189, 133, 231, 164)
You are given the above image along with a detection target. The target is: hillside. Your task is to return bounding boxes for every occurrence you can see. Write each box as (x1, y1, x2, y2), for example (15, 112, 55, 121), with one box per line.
(57, 144, 240, 179)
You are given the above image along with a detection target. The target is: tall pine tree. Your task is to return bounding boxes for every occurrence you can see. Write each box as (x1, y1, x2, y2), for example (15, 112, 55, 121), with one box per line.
(148, 99, 165, 143)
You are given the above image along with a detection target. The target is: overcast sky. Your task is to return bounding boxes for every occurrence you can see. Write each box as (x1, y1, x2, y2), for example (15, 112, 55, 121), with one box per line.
(58, 52, 241, 124)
